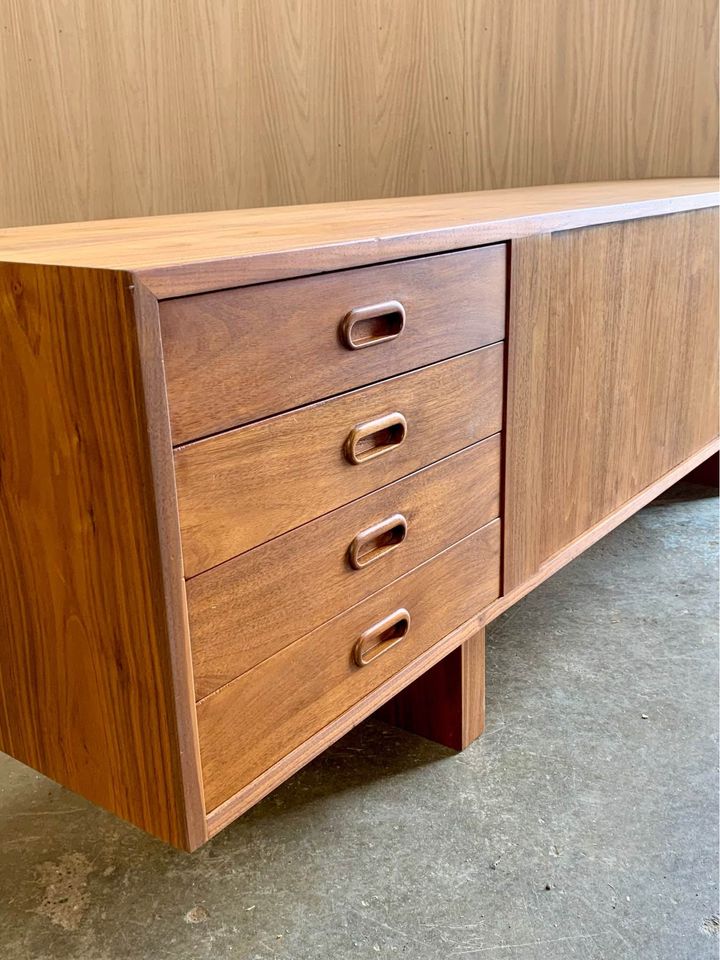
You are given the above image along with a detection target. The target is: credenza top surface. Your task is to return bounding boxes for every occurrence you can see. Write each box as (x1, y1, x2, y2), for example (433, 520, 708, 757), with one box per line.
(0, 178, 717, 298)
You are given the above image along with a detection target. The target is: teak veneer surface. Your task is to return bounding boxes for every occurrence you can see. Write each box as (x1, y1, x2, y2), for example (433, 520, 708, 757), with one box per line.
(0, 180, 716, 297)
(504, 208, 720, 590)
(198, 520, 501, 811)
(189, 436, 501, 698)
(175, 345, 504, 576)
(0, 180, 716, 851)
(0, 264, 205, 849)
(161, 245, 505, 443)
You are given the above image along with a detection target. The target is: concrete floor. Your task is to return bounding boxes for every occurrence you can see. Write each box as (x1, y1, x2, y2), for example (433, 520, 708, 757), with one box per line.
(0, 482, 717, 960)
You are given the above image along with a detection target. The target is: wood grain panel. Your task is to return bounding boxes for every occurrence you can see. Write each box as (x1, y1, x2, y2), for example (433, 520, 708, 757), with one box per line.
(0, 264, 205, 849)
(464, 0, 718, 189)
(503, 233, 552, 590)
(188, 436, 501, 698)
(175, 344, 504, 576)
(0, 0, 464, 227)
(198, 520, 501, 811)
(243, 0, 466, 206)
(0, 0, 251, 228)
(0, 0, 715, 228)
(161, 245, 506, 442)
(504, 209, 720, 590)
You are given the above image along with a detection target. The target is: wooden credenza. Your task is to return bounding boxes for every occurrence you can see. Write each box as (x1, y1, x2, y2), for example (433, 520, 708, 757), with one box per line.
(0, 180, 717, 850)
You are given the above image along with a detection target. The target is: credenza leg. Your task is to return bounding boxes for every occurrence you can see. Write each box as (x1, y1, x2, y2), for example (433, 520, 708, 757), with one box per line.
(378, 627, 486, 750)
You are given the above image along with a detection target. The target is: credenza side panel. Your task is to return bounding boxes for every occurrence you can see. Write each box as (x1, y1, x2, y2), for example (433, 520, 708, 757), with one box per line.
(504, 209, 719, 592)
(0, 264, 205, 849)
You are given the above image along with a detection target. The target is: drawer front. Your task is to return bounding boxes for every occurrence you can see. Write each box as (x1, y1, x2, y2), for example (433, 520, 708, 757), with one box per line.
(188, 434, 501, 698)
(161, 246, 506, 444)
(198, 519, 501, 811)
(176, 344, 504, 576)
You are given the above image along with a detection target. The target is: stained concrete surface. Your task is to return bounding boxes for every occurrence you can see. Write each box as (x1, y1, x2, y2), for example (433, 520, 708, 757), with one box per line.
(0, 482, 717, 960)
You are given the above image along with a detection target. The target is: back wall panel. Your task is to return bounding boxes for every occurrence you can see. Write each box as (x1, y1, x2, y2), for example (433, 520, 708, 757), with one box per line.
(0, 0, 717, 227)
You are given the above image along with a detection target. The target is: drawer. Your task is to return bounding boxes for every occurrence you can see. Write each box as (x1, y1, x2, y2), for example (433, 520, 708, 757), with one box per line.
(176, 343, 504, 576)
(198, 518, 501, 810)
(188, 434, 501, 698)
(161, 245, 506, 444)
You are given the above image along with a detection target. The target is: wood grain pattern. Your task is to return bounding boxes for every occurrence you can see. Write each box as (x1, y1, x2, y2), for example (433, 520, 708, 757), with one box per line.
(161, 245, 506, 443)
(175, 344, 504, 576)
(0, 182, 715, 850)
(131, 281, 207, 847)
(0, 181, 715, 299)
(205, 433, 720, 838)
(464, 0, 718, 189)
(379, 628, 485, 750)
(188, 436, 501, 698)
(0, 0, 465, 227)
(242, 0, 467, 207)
(198, 520, 501, 811)
(0, 264, 205, 849)
(503, 233, 553, 589)
(504, 209, 720, 590)
(0, 1, 716, 228)
(497, 437, 720, 625)
(205, 614, 484, 837)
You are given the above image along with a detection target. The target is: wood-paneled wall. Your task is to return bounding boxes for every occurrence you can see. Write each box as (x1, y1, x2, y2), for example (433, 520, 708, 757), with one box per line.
(0, 0, 717, 227)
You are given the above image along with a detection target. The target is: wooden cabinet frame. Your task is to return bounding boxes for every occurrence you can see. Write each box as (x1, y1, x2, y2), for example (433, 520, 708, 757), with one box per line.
(0, 180, 717, 848)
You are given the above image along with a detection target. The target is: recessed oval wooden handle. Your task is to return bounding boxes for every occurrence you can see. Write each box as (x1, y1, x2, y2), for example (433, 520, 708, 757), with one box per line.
(348, 513, 408, 570)
(344, 412, 407, 465)
(340, 300, 406, 350)
(353, 608, 411, 667)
